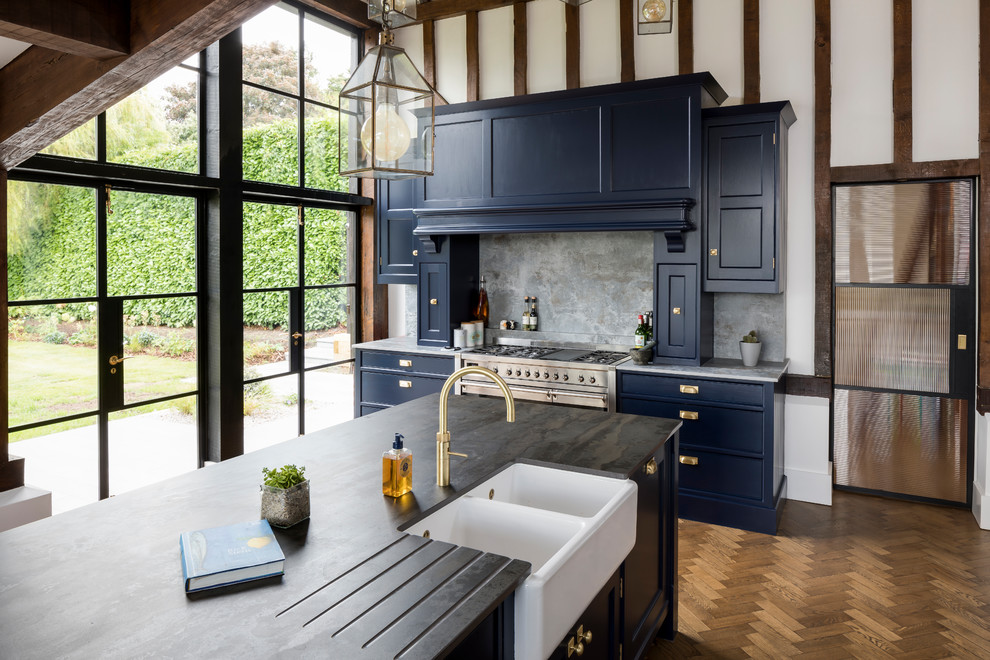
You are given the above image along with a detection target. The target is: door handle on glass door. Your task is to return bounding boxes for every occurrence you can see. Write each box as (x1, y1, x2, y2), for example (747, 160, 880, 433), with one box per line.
(108, 355, 132, 366)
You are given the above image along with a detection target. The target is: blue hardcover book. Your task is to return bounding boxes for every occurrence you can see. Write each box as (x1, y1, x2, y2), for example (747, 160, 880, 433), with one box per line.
(179, 520, 285, 593)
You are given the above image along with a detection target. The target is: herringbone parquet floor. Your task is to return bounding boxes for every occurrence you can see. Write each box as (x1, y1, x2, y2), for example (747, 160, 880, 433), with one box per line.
(648, 491, 990, 658)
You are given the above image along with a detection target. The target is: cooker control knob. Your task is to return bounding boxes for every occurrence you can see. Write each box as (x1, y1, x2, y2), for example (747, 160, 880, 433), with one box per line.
(578, 375, 585, 383)
(525, 370, 531, 377)
(562, 374, 568, 381)
(515, 369, 522, 376)
(543, 372, 550, 379)
(493, 366, 498, 374)
(553, 373, 559, 380)
(590, 376, 597, 384)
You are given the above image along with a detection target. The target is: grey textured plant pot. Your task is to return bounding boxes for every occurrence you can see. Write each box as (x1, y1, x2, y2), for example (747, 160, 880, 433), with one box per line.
(739, 341, 762, 367)
(261, 480, 310, 528)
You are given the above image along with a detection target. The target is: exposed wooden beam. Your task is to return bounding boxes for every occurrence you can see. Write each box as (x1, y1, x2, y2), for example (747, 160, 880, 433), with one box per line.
(814, 0, 831, 378)
(892, 0, 912, 163)
(565, 3, 579, 90)
(359, 178, 388, 342)
(416, 0, 527, 23)
(0, 0, 129, 60)
(423, 20, 437, 89)
(619, 0, 634, 83)
(979, 0, 990, 411)
(743, 0, 760, 104)
(1, 167, 7, 467)
(678, 0, 693, 75)
(784, 375, 831, 399)
(831, 159, 980, 184)
(513, 3, 527, 95)
(0, 0, 278, 170)
(466, 11, 480, 102)
(296, 0, 375, 28)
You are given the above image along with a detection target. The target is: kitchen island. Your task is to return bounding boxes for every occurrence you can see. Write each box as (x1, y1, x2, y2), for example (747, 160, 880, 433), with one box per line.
(0, 394, 680, 659)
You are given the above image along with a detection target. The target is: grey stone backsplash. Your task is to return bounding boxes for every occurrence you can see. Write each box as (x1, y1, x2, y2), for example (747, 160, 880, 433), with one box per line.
(398, 231, 786, 359)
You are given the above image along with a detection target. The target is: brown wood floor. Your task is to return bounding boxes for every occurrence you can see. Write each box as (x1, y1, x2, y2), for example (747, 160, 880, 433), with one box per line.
(648, 491, 990, 658)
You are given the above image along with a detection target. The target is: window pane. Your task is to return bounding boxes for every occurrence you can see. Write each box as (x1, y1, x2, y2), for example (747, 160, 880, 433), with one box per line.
(12, 418, 99, 515)
(107, 67, 199, 174)
(109, 396, 198, 497)
(8, 305, 98, 428)
(243, 202, 297, 289)
(244, 292, 290, 378)
(304, 103, 348, 192)
(303, 287, 350, 367)
(244, 374, 299, 452)
(122, 299, 198, 405)
(242, 4, 300, 95)
(305, 362, 354, 433)
(40, 119, 97, 160)
(305, 208, 352, 285)
(304, 14, 356, 105)
(243, 87, 299, 185)
(7, 181, 97, 301)
(107, 191, 196, 296)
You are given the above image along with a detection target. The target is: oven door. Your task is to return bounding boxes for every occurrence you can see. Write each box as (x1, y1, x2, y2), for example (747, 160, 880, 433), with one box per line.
(460, 380, 609, 410)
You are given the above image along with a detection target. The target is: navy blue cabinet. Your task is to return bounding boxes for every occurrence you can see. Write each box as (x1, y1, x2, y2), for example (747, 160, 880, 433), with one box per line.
(618, 370, 785, 535)
(702, 101, 795, 293)
(354, 349, 454, 417)
(376, 178, 419, 284)
(416, 235, 479, 347)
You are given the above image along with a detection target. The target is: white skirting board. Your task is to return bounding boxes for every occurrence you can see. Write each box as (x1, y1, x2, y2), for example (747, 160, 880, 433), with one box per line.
(783, 394, 832, 506)
(784, 463, 833, 506)
(973, 480, 990, 530)
(0, 485, 52, 533)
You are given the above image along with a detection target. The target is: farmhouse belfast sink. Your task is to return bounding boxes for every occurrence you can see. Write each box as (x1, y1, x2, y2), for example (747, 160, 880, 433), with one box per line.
(401, 463, 638, 660)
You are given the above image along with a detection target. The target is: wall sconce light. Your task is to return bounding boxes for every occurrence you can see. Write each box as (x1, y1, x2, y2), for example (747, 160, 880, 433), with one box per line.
(339, 1, 446, 179)
(639, 0, 673, 34)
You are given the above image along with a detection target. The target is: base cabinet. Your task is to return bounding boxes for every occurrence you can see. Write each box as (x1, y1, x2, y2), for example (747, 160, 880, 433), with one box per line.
(619, 370, 785, 535)
(354, 349, 454, 417)
(549, 570, 620, 660)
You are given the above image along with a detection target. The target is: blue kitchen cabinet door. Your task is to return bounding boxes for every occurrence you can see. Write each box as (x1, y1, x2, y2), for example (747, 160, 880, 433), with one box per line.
(418, 262, 449, 346)
(655, 264, 698, 362)
(376, 178, 419, 284)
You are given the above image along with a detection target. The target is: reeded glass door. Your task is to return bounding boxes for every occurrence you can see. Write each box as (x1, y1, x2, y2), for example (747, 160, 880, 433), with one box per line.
(832, 180, 974, 505)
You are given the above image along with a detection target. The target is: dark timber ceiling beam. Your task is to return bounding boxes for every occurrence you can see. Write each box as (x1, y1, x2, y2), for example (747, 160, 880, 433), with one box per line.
(678, 0, 693, 74)
(466, 10, 480, 101)
(892, 0, 912, 163)
(415, 0, 528, 24)
(619, 0, 634, 82)
(564, 2, 578, 90)
(296, 0, 375, 28)
(0, 0, 129, 60)
(0, 0, 279, 170)
(813, 0, 831, 378)
(513, 3, 527, 95)
(743, 0, 759, 104)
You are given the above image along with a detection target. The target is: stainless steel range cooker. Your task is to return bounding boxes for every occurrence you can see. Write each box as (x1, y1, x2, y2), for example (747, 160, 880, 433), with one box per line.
(455, 343, 630, 411)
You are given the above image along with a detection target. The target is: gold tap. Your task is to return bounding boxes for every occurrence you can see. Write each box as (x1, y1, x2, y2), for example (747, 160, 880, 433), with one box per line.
(436, 366, 515, 486)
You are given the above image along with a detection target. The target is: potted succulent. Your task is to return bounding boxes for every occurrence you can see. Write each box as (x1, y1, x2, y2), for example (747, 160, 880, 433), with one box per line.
(739, 330, 762, 367)
(261, 464, 310, 528)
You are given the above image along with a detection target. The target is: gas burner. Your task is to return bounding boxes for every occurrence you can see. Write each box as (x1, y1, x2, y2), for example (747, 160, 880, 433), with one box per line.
(465, 345, 558, 359)
(572, 351, 630, 365)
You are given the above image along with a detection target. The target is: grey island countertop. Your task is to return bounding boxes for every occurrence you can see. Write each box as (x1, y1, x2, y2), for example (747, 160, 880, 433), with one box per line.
(0, 394, 680, 659)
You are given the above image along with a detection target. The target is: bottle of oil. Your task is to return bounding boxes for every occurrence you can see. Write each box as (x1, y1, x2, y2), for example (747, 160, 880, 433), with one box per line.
(474, 275, 489, 325)
(382, 433, 412, 497)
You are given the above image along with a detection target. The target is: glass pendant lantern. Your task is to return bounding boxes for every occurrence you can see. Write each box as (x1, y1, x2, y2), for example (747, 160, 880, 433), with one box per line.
(639, 0, 673, 35)
(339, 2, 446, 179)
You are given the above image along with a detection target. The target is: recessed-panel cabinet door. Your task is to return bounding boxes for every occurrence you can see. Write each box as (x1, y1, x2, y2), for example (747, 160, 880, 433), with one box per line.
(655, 264, 698, 360)
(418, 262, 448, 345)
(376, 178, 419, 283)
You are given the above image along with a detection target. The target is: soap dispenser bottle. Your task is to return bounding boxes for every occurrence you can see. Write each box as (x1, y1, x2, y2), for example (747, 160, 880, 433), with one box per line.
(382, 433, 412, 497)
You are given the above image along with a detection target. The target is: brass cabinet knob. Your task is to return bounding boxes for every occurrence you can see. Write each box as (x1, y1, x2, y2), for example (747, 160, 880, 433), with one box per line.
(644, 458, 658, 475)
(680, 455, 699, 466)
(412, 249, 418, 256)
(672, 307, 681, 315)
(566, 637, 584, 657)
(430, 298, 438, 305)
(577, 625, 592, 644)
(710, 248, 718, 256)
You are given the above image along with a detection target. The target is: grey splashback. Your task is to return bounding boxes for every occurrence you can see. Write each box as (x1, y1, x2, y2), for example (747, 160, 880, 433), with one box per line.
(713, 292, 786, 362)
(481, 232, 654, 345)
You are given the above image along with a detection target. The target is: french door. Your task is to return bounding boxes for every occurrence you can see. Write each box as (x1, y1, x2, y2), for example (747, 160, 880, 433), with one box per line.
(832, 179, 974, 505)
(7, 179, 204, 512)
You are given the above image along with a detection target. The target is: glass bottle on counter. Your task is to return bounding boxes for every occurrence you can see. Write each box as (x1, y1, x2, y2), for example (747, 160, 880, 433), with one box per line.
(529, 299, 538, 332)
(635, 314, 648, 347)
(523, 296, 531, 330)
(474, 276, 489, 325)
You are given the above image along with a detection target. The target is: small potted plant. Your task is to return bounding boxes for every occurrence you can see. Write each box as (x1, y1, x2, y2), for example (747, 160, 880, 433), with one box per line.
(261, 464, 310, 528)
(739, 330, 762, 367)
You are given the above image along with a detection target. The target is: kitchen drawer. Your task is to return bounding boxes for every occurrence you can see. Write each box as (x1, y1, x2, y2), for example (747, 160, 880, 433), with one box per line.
(360, 371, 447, 407)
(619, 397, 763, 455)
(359, 404, 388, 417)
(619, 372, 763, 406)
(677, 449, 764, 502)
(359, 351, 454, 376)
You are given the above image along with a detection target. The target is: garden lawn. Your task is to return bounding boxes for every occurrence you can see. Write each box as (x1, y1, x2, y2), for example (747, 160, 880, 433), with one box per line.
(8, 341, 197, 440)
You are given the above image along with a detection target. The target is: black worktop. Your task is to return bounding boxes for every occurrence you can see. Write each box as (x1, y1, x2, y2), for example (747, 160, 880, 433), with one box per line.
(0, 394, 680, 659)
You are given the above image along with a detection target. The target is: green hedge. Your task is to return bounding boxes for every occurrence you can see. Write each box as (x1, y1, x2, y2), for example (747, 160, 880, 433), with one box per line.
(8, 116, 350, 331)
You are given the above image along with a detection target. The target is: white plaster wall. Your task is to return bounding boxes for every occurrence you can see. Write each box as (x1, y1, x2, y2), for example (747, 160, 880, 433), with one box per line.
(391, 23, 424, 73)
(388, 284, 407, 337)
(912, 0, 979, 162)
(436, 16, 468, 104)
(831, 0, 893, 166)
(634, 0, 679, 80)
(479, 6, 514, 100)
(580, 0, 620, 88)
(694, 0, 743, 105)
(528, 0, 566, 93)
(784, 396, 832, 506)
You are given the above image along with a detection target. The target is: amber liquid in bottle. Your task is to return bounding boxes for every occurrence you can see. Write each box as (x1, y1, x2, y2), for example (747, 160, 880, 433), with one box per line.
(382, 433, 412, 497)
(475, 276, 489, 325)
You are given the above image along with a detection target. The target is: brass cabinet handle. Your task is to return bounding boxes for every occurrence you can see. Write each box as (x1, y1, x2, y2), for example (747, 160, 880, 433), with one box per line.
(577, 625, 592, 645)
(430, 298, 438, 305)
(710, 248, 718, 256)
(679, 384, 699, 394)
(679, 410, 699, 420)
(108, 355, 132, 366)
(644, 458, 658, 475)
(412, 249, 418, 256)
(399, 359, 412, 367)
(566, 637, 584, 657)
(672, 307, 681, 315)
(680, 455, 699, 466)
(958, 334, 967, 350)
(398, 380, 412, 388)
